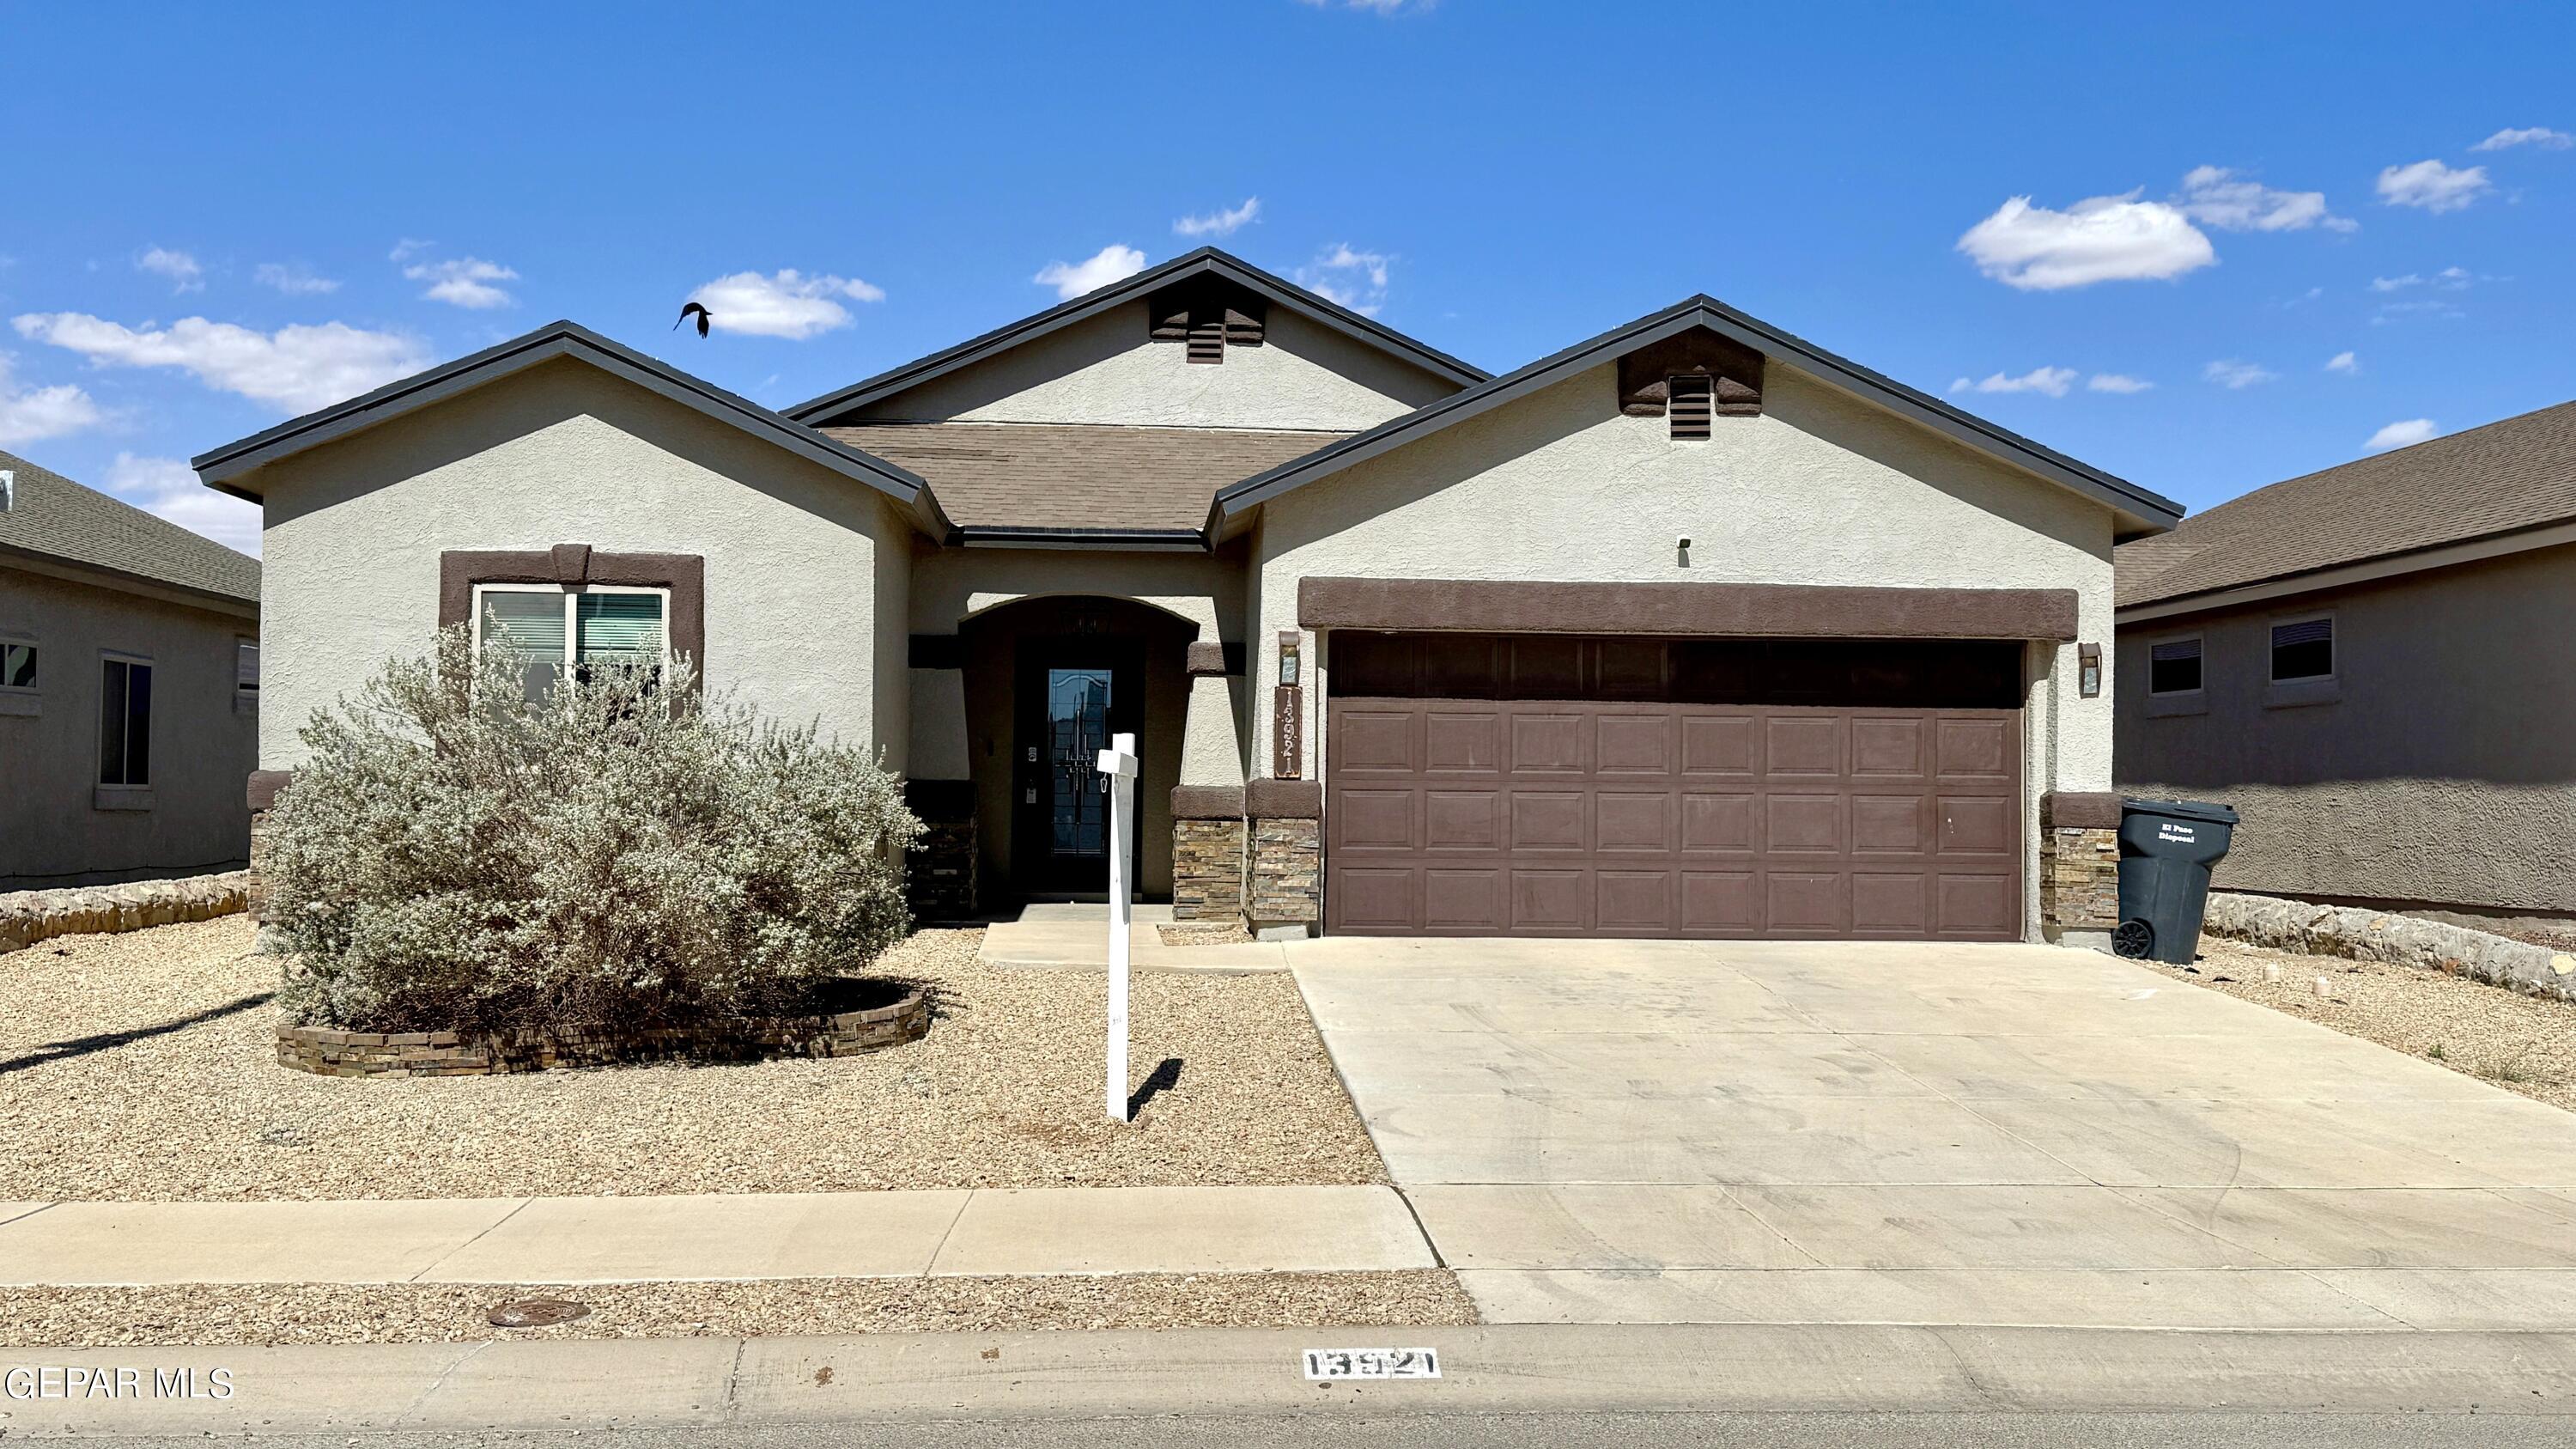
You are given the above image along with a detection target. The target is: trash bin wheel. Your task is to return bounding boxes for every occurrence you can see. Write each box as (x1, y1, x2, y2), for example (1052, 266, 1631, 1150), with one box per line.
(2111, 919, 2154, 959)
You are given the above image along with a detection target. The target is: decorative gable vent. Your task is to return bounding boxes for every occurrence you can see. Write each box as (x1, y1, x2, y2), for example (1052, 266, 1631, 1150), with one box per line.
(1667, 375, 1713, 441)
(1617, 326, 1765, 427)
(1149, 277, 1267, 364)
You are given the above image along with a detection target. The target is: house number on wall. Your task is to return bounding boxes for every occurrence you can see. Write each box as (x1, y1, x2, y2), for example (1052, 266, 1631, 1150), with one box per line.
(1273, 686, 1303, 779)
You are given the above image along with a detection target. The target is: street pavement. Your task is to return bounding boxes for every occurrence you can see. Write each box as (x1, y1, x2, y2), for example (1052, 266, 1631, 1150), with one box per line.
(1289, 935, 2576, 1330)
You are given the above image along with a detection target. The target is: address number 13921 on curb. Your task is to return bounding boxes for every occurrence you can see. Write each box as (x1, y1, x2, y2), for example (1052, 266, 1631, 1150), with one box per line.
(1303, 1348, 1441, 1380)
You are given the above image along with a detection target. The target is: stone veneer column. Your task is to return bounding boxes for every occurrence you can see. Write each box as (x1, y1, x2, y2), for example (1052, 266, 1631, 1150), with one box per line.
(245, 770, 291, 951)
(2040, 792, 2121, 950)
(1169, 640, 1248, 922)
(1244, 778, 1321, 941)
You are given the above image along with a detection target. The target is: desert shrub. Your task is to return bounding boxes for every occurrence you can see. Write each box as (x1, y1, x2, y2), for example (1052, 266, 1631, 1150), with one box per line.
(265, 625, 921, 1035)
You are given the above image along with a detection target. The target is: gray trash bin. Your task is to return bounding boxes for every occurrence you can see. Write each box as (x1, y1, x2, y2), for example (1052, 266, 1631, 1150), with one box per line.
(2113, 798, 2239, 963)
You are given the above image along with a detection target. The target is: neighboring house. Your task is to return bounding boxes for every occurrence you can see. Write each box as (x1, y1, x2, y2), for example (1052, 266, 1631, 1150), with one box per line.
(0, 450, 261, 890)
(2117, 399, 2576, 920)
(195, 248, 2177, 944)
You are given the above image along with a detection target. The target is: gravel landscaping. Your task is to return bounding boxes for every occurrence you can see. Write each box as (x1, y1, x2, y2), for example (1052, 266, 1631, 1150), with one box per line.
(2157, 936, 2576, 1111)
(0, 1271, 1478, 1348)
(0, 919, 1386, 1202)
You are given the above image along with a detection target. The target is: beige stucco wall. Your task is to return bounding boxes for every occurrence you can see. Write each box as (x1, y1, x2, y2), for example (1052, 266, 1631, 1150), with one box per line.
(2118, 542, 2576, 913)
(849, 302, 1457, 432)
(1249, 362, 2123, 941)
(250, 359, 907, 770)
(0, 563, 258, 888)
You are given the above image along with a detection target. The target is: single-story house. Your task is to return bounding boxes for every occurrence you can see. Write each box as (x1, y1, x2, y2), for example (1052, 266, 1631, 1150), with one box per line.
(0, 450, 261, 889)
(2117, 398, 2576, 922)
(196, 247, 2177, 944)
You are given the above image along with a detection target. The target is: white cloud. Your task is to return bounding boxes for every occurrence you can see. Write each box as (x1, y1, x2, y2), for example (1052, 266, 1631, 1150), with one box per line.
(1033, 244, 1149, 301)
(2176, 166, 2354, 233)
(137, 247, 204, 294)
(0, 355, 106, 444)
(1956, 193, 2215, 291)
(103, 452, 261, 557)
(2366, 418, 2438, 452)
(387, 238, 434, 263)
(1948, 367, 2077, 398)
(2377, 159, 2491, 213)
(2369, 273, 2422, 291)
(253, 262, 341, 295)
(2325, 350, 2359, 374)
(2087, 373, 2154, 394)
(1296, 244, 1395, 314)
(2202, 359, 2278, 389)
(404, 256, 519, 309)
(1174, 197, 1261, 239)
(684, 270, 887, 339)
(12, 313, 430, 414)
(2472, 126, 2573, 152)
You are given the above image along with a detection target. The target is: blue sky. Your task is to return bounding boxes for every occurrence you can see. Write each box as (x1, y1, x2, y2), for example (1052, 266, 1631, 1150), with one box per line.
(3, 0, 2570, 556)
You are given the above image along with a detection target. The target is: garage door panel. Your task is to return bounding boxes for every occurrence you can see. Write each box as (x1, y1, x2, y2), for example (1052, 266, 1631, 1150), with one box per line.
(1595, 714, 1673, 772)
(1765, 715, 1844, 775)
(1336, 788, 1416, 851)
(1425, 790, 1503, 851)
(1681, 793, 1757, 853)
(1511, 713, 1587, 772)
(1325, 639, 2022, 940)
(1766, 872, 1848, 933)
(1596, 792, 1673, 853)
(1852, 871, 1929, 933)
(1423, 710, 1500, 772)
(1509, 791, 1587, 850)
(1596, 870, 1674, 932)
(1510, 870, 1588, 930)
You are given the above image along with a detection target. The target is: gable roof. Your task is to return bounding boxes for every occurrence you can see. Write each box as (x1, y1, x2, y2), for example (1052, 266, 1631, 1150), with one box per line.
(2117, 398, 2576, 614)
(785, 247, 1489, 424)
(820, 422, 1350, 536)
(1, 449, 260, 609)
(1208, 295, 2184, 542)
(191, 321, 954, 539)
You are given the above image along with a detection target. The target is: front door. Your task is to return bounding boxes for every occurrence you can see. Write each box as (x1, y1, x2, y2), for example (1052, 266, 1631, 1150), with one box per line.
(1012, 642, 1144, 895)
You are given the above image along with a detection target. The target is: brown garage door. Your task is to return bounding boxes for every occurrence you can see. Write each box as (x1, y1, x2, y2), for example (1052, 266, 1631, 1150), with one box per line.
(1324, 634, 2024, 939)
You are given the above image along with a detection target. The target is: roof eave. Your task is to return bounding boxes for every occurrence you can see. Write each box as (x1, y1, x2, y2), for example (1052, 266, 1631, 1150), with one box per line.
(0, 542, 260, 618)
(1208, 298, 2183, 537)
(786, 247, 1489, 424)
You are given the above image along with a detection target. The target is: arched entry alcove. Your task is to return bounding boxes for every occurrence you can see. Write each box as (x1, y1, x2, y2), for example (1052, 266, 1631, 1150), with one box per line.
(957, 595, 1199, 902)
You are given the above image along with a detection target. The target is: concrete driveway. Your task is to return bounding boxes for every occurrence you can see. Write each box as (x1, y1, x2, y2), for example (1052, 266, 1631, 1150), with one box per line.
(1288, 936, 2576, 1330)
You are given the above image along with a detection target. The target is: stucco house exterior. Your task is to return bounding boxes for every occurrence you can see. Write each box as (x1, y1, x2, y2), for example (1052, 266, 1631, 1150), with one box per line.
(196, 249, 2177, 945)
(2117, 399, 2576, 922)
(0, 450, 261, 889)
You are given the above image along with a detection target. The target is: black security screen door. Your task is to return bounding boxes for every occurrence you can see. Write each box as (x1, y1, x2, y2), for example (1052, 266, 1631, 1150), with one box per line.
(1013, 642, 1144, 894)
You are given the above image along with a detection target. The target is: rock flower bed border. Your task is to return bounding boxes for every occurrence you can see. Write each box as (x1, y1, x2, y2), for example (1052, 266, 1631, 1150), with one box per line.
(2204, 891, 2576, 1002)
(275, 984, 933, 1078)
(0, 872, 249, 953)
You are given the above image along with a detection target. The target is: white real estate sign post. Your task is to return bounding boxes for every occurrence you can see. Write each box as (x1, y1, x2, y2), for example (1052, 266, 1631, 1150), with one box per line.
(1097, 731, 1139, 1123)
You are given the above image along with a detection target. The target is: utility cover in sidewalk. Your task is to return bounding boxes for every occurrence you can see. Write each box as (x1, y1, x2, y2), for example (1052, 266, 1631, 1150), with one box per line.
(489, 1298, 591, 1328)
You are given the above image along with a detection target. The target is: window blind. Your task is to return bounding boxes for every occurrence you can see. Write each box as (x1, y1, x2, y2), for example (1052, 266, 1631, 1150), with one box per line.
(576, 593, 666, 661)
(482, 591, 568, 657)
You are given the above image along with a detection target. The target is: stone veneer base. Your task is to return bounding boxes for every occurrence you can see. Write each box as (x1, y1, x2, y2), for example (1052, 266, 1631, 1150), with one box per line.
(1172, 819, 1246, 922)
(1247, 817, 1321, 928)
(2039, 825, 2120, 943)
(275, 985, 933, 1078)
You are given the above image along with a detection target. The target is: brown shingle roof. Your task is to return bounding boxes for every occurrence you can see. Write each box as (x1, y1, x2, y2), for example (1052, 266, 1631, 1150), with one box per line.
(2117, 399, 2576, 610)
(0, 449, 259, 605)
(819, 422, 1348, 533)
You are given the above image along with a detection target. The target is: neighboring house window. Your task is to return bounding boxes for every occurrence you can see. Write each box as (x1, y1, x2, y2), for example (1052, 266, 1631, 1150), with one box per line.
(2270, 617, 2334, 681)
(1668, 374, 1714, 441)
(1, 640, 33, 691)
(99, 655, 152, 786)
(472, 583, 670, 703)
(2148, 637, 2202, 695)
(236, 638, 261, 702)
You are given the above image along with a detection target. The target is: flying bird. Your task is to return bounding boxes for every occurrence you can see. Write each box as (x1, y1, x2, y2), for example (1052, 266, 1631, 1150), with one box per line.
(675, 301, 712, 338)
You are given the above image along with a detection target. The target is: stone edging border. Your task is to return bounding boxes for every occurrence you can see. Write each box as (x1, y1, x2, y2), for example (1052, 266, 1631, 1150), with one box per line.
(2202, 891, 2576, 1002)
(0, 871, 250, 953)
(276, 983, 933, 1077)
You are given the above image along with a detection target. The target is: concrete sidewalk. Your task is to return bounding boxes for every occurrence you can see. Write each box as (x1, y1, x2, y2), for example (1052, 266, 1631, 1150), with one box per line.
(8, 1324, 2576, 1437)
(978, 903, 1291, 972)
(0, 1185, 1432, 1287)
